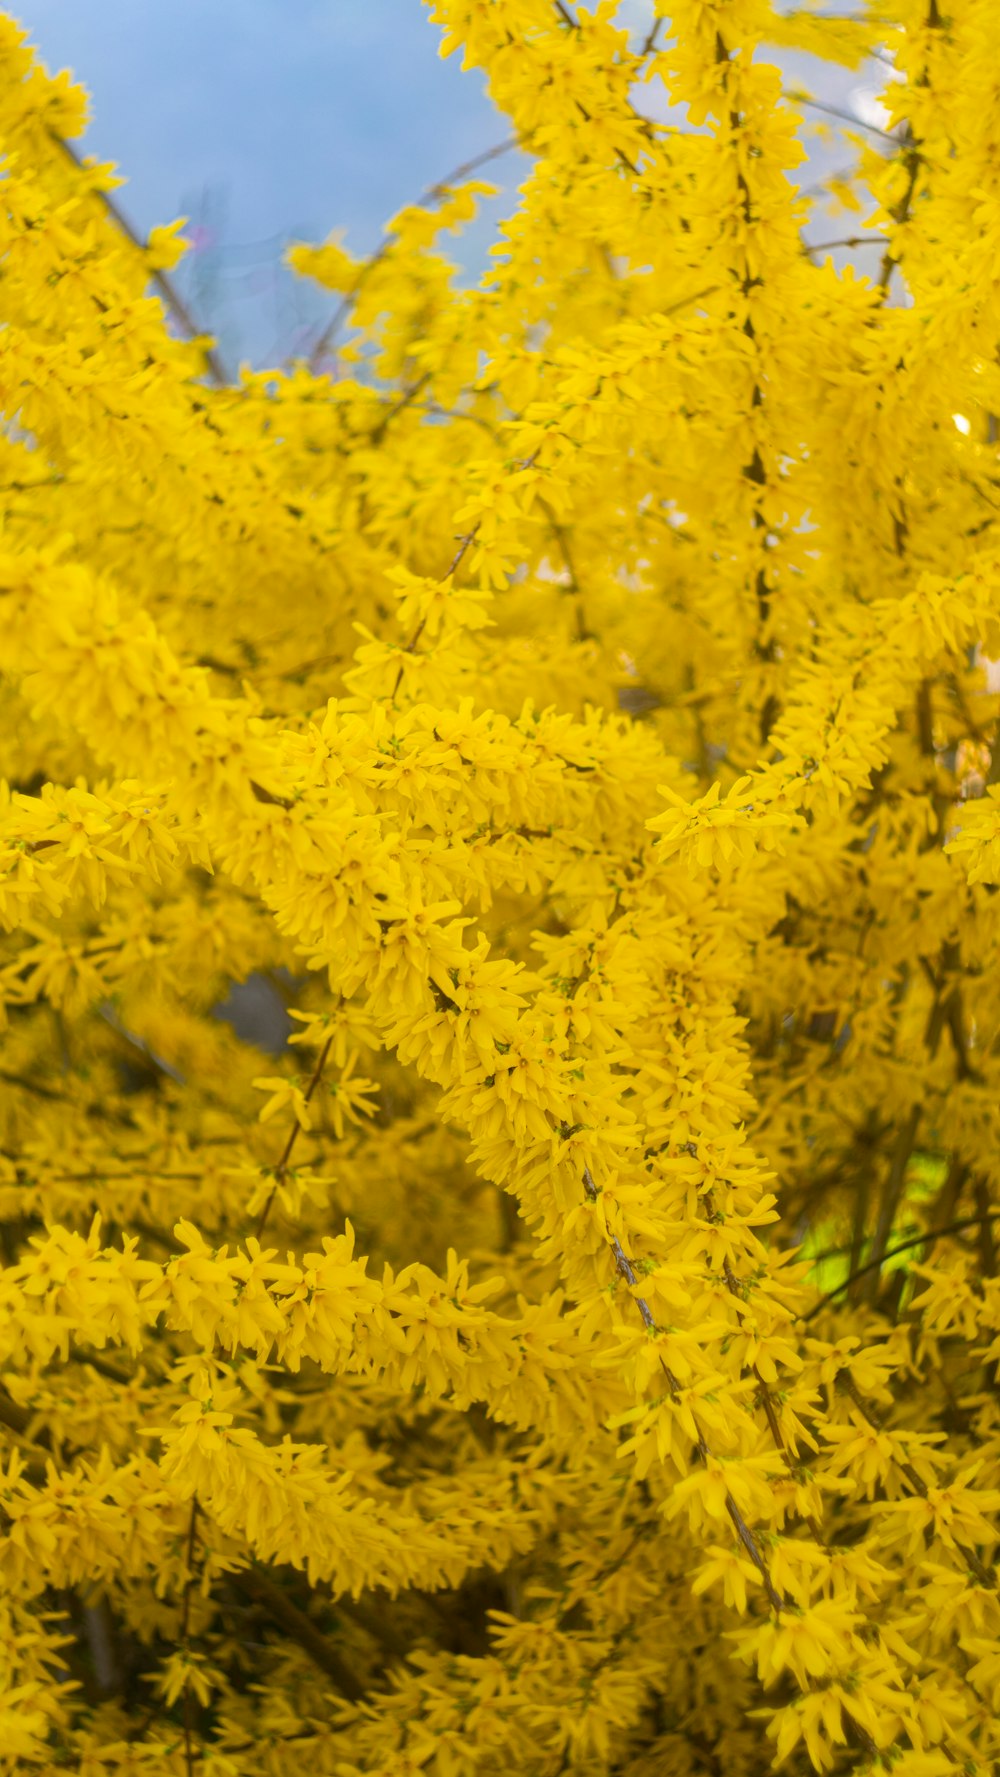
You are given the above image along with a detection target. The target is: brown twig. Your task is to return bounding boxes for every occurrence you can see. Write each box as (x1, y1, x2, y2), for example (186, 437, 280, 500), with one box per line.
(179, 1499, 201, 1777)
(368, 371, 432, 445)
(804, 236, 888, 254)
(582, 1166, 785, 1615)
(877, 0, 942, 293)
(49, 132, 227, 384)
(803, 1209, 1000, 1320)
(233, 1565, 362, 1698)
(844, 1378, 994, 1589)
(0, 1066, 65, 1102)
(0, 1385, 39, 1442)
(864, 1103, 922, 1303)
(785, 90, 898, 144)
(390, 525, 481, 700)
(253, 1035, 334, 1239)
(304, 137, 521, 371)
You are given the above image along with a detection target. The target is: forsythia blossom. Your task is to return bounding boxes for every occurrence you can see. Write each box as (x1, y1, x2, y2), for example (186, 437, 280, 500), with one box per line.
(0, 3, 997, 1774)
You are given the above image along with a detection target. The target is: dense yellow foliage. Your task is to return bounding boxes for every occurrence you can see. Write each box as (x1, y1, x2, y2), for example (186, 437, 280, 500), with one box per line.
(1, 1, 1000, 1771)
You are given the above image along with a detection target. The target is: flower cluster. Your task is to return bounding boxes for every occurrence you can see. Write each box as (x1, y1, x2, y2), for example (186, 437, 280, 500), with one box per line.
(0, 3, 998, 1774)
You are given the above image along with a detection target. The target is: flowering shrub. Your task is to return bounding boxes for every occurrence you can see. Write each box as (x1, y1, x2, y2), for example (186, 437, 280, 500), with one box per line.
(1, 2, 1000, 1772)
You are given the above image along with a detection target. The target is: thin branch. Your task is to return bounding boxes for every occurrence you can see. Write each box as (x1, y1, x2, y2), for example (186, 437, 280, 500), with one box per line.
(14, 1169, 204, 1186)
(803, 1210, 1000, 1320)
(785, 90, 898, 144)
(68, 1348, 134, 1385)
(49, 132, 227, 384)
(180, 1500, 201, 1642)
(179, 1499, 201, 1777)
(368, 370, 432, 445)
(797, 161, 858, 201)
(804, 236, 888, 254)
(233, 1565, 362, 1699)
(253, 1036, 334, 1239)
(582, 1166, 785, 1614)
(538, 502, 589, 641)
(391, 525, 480, 699)
(305, 136, 521, 371)
(0, 1386, 39, 1441)
(131, 1216, 179, 1250)
(864, 1103, 921, 1303)
(390, 439, 543, 699)
(195, 1732, 316, 1761)
(99, 1003, 186, 1085)
(0, 1067, 65, 1102)
(844, 1376, 994, 1588)
(878, 1, 942, 292)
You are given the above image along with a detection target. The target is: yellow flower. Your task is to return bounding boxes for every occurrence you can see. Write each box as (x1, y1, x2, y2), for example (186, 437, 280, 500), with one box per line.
(252, 1074, 313, 1131)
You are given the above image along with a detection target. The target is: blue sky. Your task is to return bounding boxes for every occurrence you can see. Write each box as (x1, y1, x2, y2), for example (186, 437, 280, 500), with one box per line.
(12, 2, 884, 371)
(13, 0, 527, 368)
